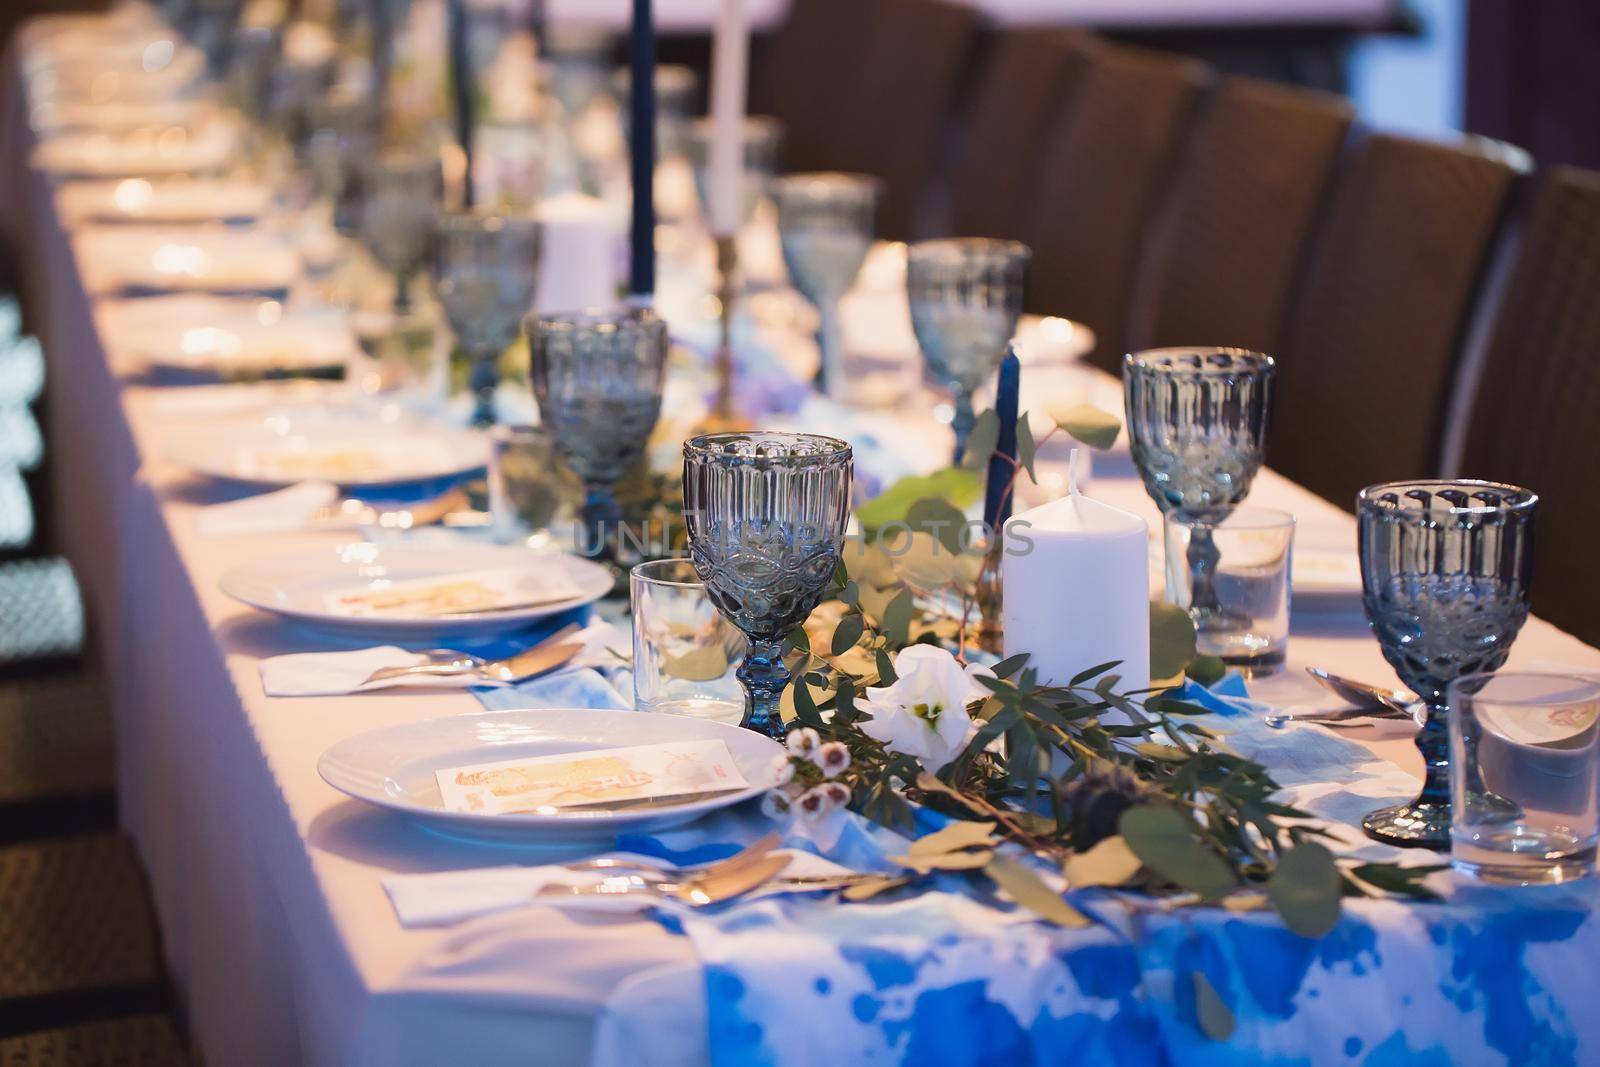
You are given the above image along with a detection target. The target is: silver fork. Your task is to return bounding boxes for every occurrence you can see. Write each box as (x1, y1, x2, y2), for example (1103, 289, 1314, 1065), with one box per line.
(360, 624, 584, 687)
(561, 833, 781, 881)
(539, 853, 793, 907)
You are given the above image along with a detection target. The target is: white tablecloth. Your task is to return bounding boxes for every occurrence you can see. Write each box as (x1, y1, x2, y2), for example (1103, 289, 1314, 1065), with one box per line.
(4, 28, 1597, 1067)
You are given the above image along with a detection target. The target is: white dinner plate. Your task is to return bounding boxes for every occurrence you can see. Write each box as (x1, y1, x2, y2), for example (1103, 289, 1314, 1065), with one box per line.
(58, 178, 273, 224)
(104, 295, 353, 377)
(318, 707, 780, 846)
(221, 542, 613, 640)
(163, 413, 488, 488)
(32, 98, 214, 135)
(33, 120, 238, 178)
(77, 227, 299, 296)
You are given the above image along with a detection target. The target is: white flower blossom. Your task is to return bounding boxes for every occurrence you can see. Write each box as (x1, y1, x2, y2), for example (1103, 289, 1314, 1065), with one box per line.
(786, 727, 822, 758)
(857, 644, 991, 771)
(770, 754, 796, 786)
(812, 741, 851, 778)
(794, 783, 842, 822)
(821, 781, 851, 807)
(760, 791, 789, 820)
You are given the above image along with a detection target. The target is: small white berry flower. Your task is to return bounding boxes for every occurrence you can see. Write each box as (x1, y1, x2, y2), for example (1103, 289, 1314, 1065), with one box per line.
(786, 727, 822, 758)
(769, 754, 796, 786)
(821, 781, 851, 808)
(812, 741, 851, 777)
(793, 784, 839, 822)
(760, 791, 789, 820)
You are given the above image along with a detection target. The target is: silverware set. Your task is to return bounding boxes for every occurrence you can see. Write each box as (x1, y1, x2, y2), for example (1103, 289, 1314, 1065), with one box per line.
(1263, 668, 1423, 729)
(539, 834, 884, 907)
(362, 623, 585, 687)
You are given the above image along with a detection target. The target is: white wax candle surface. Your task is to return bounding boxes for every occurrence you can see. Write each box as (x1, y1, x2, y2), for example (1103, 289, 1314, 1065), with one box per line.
(1002, 452, 1151, 692)
(707, 0, 750, 236)
(533, 193, 621, 311)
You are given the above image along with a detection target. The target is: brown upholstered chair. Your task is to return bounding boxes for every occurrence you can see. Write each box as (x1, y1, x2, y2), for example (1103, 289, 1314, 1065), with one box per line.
(1023, 43, 1210, 370)
(1128, 76, 1354, 355)
(1267, 132, 1525, 509)
(751, 0, 982, 240)
(944, 30, 1097, 242)
(1456, 166, 1600, 645)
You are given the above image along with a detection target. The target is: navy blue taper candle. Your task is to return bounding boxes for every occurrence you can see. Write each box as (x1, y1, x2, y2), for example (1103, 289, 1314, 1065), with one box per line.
(983, 346, 1021, 534)
(447, 0, 475, 208)
(628, 0, 656, 299)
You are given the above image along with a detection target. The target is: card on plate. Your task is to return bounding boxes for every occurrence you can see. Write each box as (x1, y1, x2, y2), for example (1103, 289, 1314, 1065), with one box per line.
(434, 740, 750, 815)
(324, 566, 583, 618)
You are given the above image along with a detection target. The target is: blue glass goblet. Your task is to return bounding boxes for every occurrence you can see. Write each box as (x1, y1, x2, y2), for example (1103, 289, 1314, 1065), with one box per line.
(682, 432, 854, 739)
(1124, 348, 1275, 656)
(1358, 480, 1538, 848)
(526, 307, 668, 560)
(434, 213, 542, 427)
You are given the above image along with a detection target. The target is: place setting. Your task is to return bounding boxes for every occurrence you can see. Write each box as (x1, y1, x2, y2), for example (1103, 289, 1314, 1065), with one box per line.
(11, 0, 1600, 1062)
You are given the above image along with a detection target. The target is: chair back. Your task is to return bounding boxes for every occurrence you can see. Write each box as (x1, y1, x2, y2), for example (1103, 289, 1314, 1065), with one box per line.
(1267, 132, 1524, 507)
(1130, 77, 1353, 354)
(1025, 43, 1210, 370)
(1457, 166, 1600, 644)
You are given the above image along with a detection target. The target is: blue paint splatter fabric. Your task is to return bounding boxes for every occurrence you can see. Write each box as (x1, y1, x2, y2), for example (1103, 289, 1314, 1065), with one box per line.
(658, 679, 1600, 1066)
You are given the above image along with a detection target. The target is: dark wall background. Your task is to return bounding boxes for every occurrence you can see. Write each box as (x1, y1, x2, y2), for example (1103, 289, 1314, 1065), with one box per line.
(1467, 0, 1600, 169)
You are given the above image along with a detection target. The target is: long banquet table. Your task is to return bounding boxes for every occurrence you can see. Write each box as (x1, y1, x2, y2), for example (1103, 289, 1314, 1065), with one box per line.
(4, 31, 1600, 1067)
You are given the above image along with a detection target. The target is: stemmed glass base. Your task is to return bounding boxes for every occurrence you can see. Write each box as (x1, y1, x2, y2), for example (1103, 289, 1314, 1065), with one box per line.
(737, 637, 790, 740)
(467, 352, 498, 428)
(1363, 701, 1451, 849)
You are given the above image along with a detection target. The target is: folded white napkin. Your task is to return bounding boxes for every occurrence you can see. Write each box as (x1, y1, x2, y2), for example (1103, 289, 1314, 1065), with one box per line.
(194, 480, 339, 537)
(258, 621, 630, 697)
(384, 849, 853, 927)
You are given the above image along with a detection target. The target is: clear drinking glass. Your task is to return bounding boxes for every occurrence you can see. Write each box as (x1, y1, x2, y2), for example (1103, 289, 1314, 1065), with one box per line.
(360, 150, 442, 312)
(686, 116, 783, 230)
(906, 238, 1031, 462)
(631, 558, 747, 724)
(348, 306, 446, 415)
(525, 307, 669, 561)
(488, 424, 581, 548)
(1449, 671, 1600, 885)
(434, 213, 543, 426)
(1125, 348, 1275, 654)
(682, 432, 854, 739)
(1164, 508, 1295, 675)
(1358, 480, 1538, 848)
(773, 173, 880, 398)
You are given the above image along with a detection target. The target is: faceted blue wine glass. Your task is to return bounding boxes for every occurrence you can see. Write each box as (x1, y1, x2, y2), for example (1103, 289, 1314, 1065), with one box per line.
(1358, 480, 1538, 848)
(905, 238, 1031, 463)
(434, 213, 542, 426)
(682, 432, 853, 738)
(1124, 347, 1275, 649)
(526, 307, 668, 560)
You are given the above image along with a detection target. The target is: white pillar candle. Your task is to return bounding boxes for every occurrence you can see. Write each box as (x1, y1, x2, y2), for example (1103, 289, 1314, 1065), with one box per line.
(533, 192, 622, 311)
(1002, 451, 1150, 692)
(706, 0, 749, 237)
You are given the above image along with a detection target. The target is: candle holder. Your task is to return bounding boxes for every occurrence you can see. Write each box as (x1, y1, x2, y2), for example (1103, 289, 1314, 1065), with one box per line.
(691, 235, 751, 436)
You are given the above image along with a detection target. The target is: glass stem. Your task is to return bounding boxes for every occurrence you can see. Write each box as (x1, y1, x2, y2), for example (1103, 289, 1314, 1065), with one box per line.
(951, 390, 976, 465)
(468, 350, 498, 427)
(1185, 523, 1223, 616)
(393, 271, 411, 313)
(738, 637, 791, 740)
(1413, 699, 1452, 811)
(815, 300, 844, 398)
(579, 481, 622, 562)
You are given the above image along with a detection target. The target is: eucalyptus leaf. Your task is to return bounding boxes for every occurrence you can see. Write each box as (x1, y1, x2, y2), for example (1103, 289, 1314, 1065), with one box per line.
(1192, 971, 1235, 1041)
(1150, 602, 1199, 682)
(1062, 835, 1142, 888)
(842, 876, 909, 902)
(1051, 403, 1122, 450)
(841, 539, 898, 587)
(907, 820, 998, 856)
(962, 409, 1002, 469)
(1185, 655, 1227, 687)
(881, 588, 915, 647)
(1267, 842, 1342, 938)
(906, 497, 970, 554)
(892, 849, 996, 873)
(1016, 414, 1037, 481)
(857, 469, 982, 529)
(1118, 804, 1235, 899)
(888, 531, 962, 590)
(985, 855, 1090, 928)
(661, 646, 732, 682)
(831, 613, 866, 656)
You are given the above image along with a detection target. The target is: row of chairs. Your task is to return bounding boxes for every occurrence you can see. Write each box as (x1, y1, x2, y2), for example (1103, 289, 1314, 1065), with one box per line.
(0, 291, 190, 1063)
(752, 1, 1600, 647)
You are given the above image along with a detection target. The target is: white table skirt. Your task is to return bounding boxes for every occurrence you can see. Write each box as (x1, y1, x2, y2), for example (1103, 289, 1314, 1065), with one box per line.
(5, 29, 1598, 1067)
